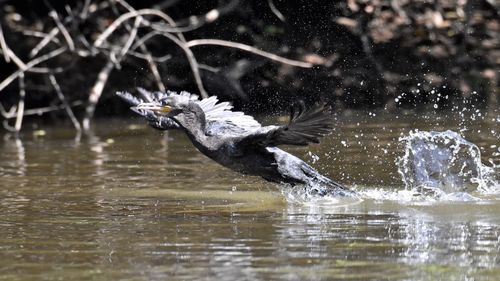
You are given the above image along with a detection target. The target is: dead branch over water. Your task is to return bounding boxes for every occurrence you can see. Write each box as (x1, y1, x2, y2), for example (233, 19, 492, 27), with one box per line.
(0, 0, 312, 134)
(0, 0, 498, 134)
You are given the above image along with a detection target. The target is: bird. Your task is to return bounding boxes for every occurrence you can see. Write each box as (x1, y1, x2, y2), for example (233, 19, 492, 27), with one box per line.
(117, 89, 355, 197)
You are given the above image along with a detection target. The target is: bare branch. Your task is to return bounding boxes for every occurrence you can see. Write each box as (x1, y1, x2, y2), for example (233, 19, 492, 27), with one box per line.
(0, 22, 28, 70)
(144, 50, 166, 92)
(80, 0, 92, 19)
(268, 0, 286, 22)
(0, 22, 11, 62)
(30, 27, 60, 58)
(112, 0, 166, 92)
(94, 8, 192, 48)
(49, 11, 75, 51)
(0, 102, 16, 119)
(186, 39, 313, 68)
(120, 16, 142, 58)
(23, 101, 83, 116)
(14, 73, 25, 132)
(0, 47, 67, 93)
(21, 30, 61, 44)
(49, 75, 82, 132)
(125, 49, 172, 62)
(130, 30, 158, 50)
(146, 31, 207, 98)
(114, 0, 192, 40)
(2, 120, 16, 132)
(82, 60, 115, 131)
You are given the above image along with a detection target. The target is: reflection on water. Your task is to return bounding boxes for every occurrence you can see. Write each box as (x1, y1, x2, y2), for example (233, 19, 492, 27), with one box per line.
(0, 111, 499, 280)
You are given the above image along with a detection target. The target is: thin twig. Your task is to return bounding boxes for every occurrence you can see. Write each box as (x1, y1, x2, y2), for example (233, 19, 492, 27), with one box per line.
(77, 35, 99, 57)
(80, 0, 92, 19)
(186, 39, 313, 68)
(0, 47, 67, 93)
(14, 73, 25, 132)
(0, 23, 28, 70)
(143, 49, 166, 92)
(149, 31, 208, 98)
(114, 0, 191, 41)
(94, 8, 192, 48)
(268, 0, 286, 22)
(23, 101, 83, 116)
(1, 101, 83, 118)
(130, 30, 159, 50)
(21, 30, 61, 44)
(82, 60, 114, 131)
(2, 23, 62, 73)
(120, 16, 142, 58)
(0, 102, 16, 118)
(0, 22, 12, 62)
(152, 0, 240, 30)
(3, 120, 16, 132)
(49, 75, 82, 132)
(49, 11, 75, 51)
(111, 0, 166, 91)
(30, 27, 60, 58)
(125, 49, 171, 62)
(65, 5, 75, 18)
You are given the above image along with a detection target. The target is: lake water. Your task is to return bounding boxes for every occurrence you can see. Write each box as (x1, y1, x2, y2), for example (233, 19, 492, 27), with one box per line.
(1, 110, 499, 280)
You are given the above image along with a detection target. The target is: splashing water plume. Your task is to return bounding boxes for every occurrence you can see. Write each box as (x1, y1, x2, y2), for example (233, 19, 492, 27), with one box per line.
(398, 130, 499, 198)
(279, 182, 364, 207)
(282, 130, 498, 205)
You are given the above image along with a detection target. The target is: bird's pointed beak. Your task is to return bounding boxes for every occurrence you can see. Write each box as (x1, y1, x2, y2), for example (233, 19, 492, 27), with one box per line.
(133, 103, 172, 114)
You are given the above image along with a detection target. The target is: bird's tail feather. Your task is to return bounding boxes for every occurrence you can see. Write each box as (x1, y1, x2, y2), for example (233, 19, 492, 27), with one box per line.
(318, 178, 357, 197)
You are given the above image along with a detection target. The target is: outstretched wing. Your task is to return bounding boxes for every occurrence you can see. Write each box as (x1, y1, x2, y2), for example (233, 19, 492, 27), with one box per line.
(117, 88, 200, 106)
(236, 102, 334, 148)
(117, 89, 262, 133)
(116, 91, 144, 106)
(198, 96, 262, 136)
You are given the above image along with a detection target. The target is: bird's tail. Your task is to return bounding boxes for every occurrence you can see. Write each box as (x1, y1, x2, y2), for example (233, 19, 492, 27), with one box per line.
(317, 177, 357, 197)
(299, 162, 357, 197)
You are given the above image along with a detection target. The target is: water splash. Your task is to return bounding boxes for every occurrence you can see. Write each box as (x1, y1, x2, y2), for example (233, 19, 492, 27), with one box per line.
(398, 130, 499, 198)
(283, 130, 498, 205)
(277, 181, 365, 206)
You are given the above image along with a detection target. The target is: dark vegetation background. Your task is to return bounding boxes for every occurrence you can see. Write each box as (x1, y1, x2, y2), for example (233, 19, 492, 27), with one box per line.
(0, 0, 498, 132)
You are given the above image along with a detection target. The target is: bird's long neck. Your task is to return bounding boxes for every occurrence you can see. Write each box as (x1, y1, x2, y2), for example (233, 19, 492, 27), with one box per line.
(182, 119, 208, 144)
(173, 106, 217, 152)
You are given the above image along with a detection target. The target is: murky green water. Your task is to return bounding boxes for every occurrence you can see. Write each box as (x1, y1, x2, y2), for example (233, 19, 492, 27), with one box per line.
(1, 111, 499, 280)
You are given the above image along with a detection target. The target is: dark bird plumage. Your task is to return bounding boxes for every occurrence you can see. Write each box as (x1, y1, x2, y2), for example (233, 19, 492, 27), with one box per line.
(117, 89, 355, 197)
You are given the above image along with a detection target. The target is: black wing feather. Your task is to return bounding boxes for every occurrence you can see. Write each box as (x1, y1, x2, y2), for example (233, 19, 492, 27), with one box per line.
(280, 102, 333, 145)
(238, 102, 334, 148)
(116, 91, 143, 106)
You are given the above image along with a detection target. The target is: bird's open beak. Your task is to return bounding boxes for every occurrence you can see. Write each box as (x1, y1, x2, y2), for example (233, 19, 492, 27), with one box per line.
(134, 103, 172, 114)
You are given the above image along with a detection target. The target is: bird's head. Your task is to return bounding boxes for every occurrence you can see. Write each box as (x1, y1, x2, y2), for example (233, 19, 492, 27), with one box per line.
(134, 94, 205, 129)
(133, 93, 190, 115)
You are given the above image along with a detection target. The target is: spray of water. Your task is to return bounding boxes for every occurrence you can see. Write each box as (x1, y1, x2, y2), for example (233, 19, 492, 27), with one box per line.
(398, 130, 499, 196)
(279, 182, 364, 206)
(282, 130, 498, 205)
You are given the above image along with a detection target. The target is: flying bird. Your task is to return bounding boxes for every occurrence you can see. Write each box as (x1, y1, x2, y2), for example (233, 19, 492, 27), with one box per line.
(117, 89, 355, 197)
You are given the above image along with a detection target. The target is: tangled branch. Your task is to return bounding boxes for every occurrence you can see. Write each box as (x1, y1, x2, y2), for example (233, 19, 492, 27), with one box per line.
(0, 0, 313, 135)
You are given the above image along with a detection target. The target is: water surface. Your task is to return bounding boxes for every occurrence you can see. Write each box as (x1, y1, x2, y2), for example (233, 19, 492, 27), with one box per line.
(1, 111, 499, 280)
